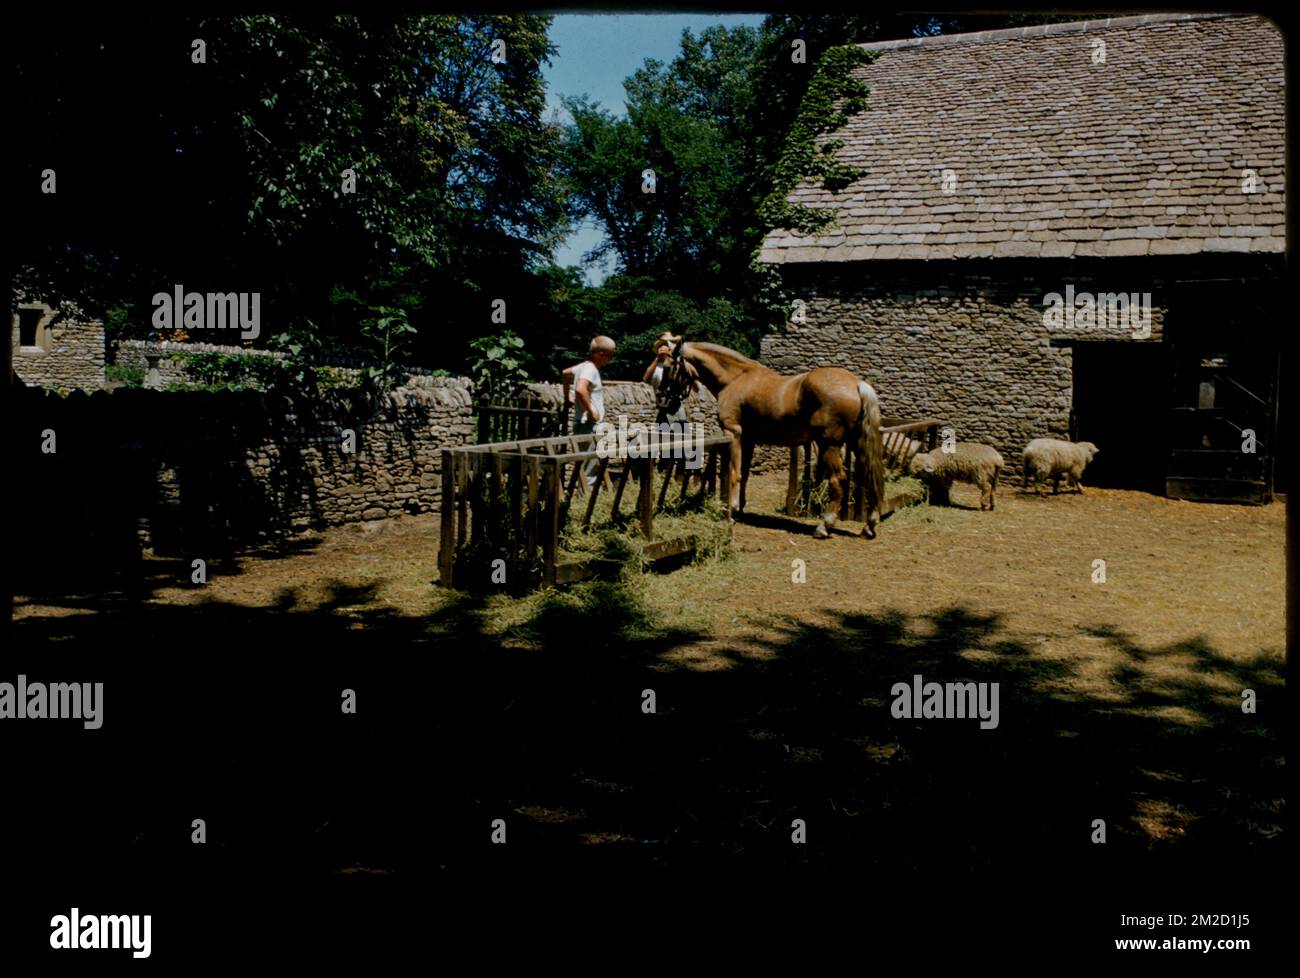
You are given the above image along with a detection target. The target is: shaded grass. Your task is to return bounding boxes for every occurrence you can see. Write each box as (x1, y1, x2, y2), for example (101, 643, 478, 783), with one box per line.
(452, 474, 737, 638)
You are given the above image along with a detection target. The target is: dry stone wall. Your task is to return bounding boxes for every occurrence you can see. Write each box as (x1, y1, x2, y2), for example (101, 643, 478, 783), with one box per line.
(113, 339, 440, 390)
(522, 380, 722, 436)
(16, 378, 474, 580)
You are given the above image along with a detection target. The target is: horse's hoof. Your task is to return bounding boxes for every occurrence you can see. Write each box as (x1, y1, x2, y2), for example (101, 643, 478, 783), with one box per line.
(861, 525, 877, 540)
(813, 525, 830, 539)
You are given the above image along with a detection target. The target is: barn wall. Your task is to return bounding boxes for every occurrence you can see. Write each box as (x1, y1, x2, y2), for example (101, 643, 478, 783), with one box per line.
(758, 259, 1181, 477)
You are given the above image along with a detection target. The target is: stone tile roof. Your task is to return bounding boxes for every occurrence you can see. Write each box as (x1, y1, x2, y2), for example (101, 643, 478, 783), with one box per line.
(758, 14, 1285, 263)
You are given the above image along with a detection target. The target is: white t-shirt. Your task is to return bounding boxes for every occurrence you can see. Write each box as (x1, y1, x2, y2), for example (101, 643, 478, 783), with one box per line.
(571, 360, 604, 426)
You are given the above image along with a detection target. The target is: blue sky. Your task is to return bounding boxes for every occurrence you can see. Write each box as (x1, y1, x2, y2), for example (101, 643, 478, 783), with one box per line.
(541, 13, 766, 283)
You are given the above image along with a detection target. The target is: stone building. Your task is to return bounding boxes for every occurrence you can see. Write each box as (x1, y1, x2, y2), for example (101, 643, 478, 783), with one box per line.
(11, 301, 106, 390)
(758, 13, 1285, 502)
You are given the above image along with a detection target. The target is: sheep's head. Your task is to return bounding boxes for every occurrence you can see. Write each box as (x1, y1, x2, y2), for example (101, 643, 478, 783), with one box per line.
(908, 452, 936, 476)
(1080, 442, 1099, 459)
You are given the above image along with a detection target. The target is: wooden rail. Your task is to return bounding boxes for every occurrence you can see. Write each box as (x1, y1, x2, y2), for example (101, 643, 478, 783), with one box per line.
(476, 393, 567, 443)
(438, 431, 732, 592)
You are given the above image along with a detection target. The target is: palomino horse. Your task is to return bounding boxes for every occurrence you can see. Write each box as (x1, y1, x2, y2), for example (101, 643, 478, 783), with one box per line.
(657, 335, 886, 539)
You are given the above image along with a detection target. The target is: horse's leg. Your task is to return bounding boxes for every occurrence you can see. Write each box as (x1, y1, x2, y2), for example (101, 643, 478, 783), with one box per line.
(739, 438, 754, 512)
(814, 440, 845, 539)
(724, 425, 744, 516)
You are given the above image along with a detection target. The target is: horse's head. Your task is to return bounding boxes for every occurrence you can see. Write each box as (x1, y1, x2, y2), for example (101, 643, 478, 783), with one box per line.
(653, 331, 684, 358)
(653, 333, 697, 398)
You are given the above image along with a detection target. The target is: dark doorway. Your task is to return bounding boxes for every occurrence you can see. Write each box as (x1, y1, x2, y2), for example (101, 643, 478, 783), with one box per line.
(1070, 341, 1169, 493)
(1164, 280, 1282, 504)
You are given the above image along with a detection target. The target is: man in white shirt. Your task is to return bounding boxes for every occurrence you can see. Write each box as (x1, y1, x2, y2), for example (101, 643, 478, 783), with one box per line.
(562, 336, 615, 487)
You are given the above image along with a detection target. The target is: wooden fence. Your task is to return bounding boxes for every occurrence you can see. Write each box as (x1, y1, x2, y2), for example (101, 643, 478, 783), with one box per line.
(475, 391, 567, 444)
(438, 431, 733, 592)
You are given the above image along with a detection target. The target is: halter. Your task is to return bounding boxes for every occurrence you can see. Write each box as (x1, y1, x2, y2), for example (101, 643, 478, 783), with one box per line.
(654, 334, 697, 408)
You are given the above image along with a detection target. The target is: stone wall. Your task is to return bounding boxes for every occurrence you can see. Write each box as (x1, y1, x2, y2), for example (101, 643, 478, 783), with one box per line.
(15, 378, 474, 583)
(522, 380, 722, 436)
(12, 303, 106, 390)
(759, 258, 1183, 478)
(113, 339, 440, 390)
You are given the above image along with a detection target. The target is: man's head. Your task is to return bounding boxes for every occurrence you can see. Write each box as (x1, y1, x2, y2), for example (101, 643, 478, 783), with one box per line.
(590, 335, 616, 368)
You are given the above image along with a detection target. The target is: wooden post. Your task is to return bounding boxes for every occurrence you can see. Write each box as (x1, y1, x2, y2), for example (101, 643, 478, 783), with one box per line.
(525, 455, 540, 559)
(696, 447, 718, 505)
(583, 457, 609, 529)
(491, 454, 504, 543)
(467, 454, 482, 547)
(785, 447, 799, 515)
(509, 454, 523, 587)
(656, 454, 677, 509)
(610, 459, 632, 520)
(541, 461, 559, 587)
(565, 455, 584, 505)
(637, 456, 655, 539)
(438, 450, 456, 587)
(456, 453, 469, 548)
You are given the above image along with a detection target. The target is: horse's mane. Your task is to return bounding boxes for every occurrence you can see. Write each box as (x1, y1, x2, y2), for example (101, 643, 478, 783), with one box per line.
(684, 342, 759, 368)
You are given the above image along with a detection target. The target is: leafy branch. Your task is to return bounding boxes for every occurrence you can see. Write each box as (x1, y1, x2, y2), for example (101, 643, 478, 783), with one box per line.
(758, 45, 876, 235)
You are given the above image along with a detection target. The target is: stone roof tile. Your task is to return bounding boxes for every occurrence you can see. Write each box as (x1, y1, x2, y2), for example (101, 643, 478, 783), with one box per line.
(759, 14, 1284, 263)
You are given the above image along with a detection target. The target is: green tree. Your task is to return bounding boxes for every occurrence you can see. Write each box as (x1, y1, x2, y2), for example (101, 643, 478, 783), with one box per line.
(11, 14, 570, 369)
(555, 15, 1084, 360)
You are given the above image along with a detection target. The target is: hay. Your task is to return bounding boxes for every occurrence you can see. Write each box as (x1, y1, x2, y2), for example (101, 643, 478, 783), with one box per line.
(558, 477, 733, 567)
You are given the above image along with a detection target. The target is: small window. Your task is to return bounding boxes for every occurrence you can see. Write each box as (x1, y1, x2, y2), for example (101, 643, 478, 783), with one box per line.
(18, 308, 45, 349)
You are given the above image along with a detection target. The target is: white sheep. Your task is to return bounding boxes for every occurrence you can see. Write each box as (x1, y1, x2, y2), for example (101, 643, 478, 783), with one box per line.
(1022, 438, 1099, 495)
(908, 442, 1005, 511)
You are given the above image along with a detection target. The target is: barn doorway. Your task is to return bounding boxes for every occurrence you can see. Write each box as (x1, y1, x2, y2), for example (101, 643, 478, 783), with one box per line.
(1070, 341, 1169, 493)
(1163, 280, 1282, 503)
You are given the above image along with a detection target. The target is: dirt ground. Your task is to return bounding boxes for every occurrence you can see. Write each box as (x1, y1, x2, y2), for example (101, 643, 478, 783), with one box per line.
(61, 470, 1280, 670)
(13, 471, 1286, 875)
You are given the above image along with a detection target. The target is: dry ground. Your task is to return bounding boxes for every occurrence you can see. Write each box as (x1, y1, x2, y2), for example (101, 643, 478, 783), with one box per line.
(65, 471, 1280, 673)
(13, 471, 1285, 875)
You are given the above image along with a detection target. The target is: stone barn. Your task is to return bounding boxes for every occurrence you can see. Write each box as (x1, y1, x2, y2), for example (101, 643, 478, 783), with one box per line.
(758, 13, 1285, 503)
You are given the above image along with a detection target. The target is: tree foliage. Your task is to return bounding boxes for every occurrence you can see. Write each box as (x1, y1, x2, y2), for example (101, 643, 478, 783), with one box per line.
(10, 12, 1078, 385)
(10, 13, 568, 372)
(551, 13, 1084, 370)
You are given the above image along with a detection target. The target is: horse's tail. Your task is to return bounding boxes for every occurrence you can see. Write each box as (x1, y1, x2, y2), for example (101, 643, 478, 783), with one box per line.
(856, 380, 886, 538)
